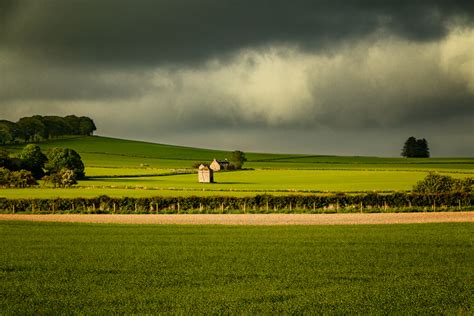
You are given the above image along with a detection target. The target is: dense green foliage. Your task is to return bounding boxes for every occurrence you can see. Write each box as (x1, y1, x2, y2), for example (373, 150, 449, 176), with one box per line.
(401, 136, 430, 158)
(0, 149, 12, 169)
(0, 222, 471, 314)
(0, 192, 472, 213)
(0, 168, 37, 188)
(0, 115, 96, 144)
(0, 144, 84, 187)
(19, 144, 47, 178)
(45, 147, 85, 179)
(0, 120, 21, 144)
(0, 167, 8, 186)
(43, 168, 78, 188)
(230, 150, 247, 169)
(414, 172, 473, 194)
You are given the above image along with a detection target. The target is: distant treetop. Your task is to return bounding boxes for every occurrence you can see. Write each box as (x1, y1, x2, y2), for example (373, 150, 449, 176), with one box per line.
(401, 137, 430, 158)
(0, 115, 96, 144)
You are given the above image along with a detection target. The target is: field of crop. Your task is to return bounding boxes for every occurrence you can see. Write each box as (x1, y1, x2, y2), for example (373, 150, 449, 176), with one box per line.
(84, 169, 471, 191)
(2, 169, 473, 199)
(2, 136, 473, 199)
(0, 221, 471, 314)
(0, 187, 307, 199)
(85, 167, 170, 177)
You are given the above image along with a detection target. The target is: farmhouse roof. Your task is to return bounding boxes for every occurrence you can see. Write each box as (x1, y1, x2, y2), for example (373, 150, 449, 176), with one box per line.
(213, 158, 229, 164)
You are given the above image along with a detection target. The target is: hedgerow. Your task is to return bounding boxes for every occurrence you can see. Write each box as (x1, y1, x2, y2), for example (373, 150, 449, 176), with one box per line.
(0, 192, 472, 214)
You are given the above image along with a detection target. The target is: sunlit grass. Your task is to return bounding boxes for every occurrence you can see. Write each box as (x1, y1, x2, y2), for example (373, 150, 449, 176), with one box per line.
(0, 188, 310, 199)
(4, 136, 474, 171)
(85, 167, 171, 177)
(1, 169, 472, 199)
(79, 169, 429, 192)
(0, 222, 472, 314)
(2, 136, 473, 199)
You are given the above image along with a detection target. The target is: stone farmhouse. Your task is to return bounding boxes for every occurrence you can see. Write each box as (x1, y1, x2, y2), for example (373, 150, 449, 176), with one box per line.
(198, 164, 214, 183)
(210, 159, 230, 172)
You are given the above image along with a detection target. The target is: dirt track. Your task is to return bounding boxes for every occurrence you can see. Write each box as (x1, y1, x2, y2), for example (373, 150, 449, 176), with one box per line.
(0, 212, 473, 225)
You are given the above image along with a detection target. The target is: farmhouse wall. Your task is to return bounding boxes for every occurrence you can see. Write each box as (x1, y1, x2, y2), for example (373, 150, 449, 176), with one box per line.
(198, 164, 214, 183)
(210, 159, 230, 172)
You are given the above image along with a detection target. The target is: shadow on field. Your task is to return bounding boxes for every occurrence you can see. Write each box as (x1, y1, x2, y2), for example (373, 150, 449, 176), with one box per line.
(213, 182, 255, 185)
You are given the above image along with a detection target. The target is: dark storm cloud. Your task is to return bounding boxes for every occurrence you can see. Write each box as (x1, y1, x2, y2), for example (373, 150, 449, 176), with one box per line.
(1, 0, 473, 66)
(0, 60, 153, 102)
(0, 1, 473, 156)
(0, 0, 17, 24)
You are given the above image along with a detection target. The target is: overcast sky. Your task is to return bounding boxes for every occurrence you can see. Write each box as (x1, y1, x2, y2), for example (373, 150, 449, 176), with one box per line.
(1, 0, 473, 156)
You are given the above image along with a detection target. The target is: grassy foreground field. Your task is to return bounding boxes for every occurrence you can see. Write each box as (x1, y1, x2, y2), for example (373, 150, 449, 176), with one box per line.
(0, 221, 472, 314)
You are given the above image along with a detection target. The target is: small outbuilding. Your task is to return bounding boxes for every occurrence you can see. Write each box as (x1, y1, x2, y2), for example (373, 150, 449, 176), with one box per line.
(210, 158, 230, 172)
(198, 164, 214, 183)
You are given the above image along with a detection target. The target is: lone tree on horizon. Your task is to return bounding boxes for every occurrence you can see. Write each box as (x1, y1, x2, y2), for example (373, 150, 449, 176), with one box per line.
(401, 137, 430, 158)
(230, 150, 247, 169)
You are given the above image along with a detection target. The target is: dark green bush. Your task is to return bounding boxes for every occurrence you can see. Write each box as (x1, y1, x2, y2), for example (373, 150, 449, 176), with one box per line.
(413, 172, 473, 194)
(0, 192, 472, 214)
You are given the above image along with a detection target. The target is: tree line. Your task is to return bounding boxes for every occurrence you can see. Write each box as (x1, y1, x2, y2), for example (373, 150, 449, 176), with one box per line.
(0, 145, 85, 188)
(0, 115, 96, 144)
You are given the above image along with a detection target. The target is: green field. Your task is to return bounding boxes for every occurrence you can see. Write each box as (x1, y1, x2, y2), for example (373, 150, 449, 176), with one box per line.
(2, 136, 473, 199)
(82, 169, 467, 191)
(0, 221, 472, 314)
(0, 169, 455, 199)
(0, 187, 309, 199)
(85, 167, 171, 177)
(5, 136, 474, 171)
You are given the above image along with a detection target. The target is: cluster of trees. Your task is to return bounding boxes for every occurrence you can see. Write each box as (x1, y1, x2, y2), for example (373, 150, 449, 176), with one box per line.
(413, 172, 472, 194)
(0, 115, 96, 144)
(0, 145, 85, 188)
(0, 169, 37, 188)
(401, 137, 430, 158)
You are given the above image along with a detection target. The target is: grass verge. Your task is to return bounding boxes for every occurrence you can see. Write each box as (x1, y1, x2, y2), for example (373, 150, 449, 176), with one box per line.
(0, 222, 472, 314)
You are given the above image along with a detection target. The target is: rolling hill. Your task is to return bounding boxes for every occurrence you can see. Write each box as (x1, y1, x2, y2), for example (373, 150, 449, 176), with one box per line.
(4, 136, 474, 171)
(1, 136, 473, 199)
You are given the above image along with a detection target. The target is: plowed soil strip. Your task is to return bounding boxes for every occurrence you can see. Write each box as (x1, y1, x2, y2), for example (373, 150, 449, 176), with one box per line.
(0, 212, 473, 225)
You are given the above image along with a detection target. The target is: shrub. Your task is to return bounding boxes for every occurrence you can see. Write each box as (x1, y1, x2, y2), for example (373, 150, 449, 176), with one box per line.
(45, 148, 85, 179)
(413, 172, 473, 194)
(453, 177, 473, 193)
(43, 168, 78, 188)
(7, 170, 37, 188)
(0, 149, 11, 169)
(0, 167, 10, 187)
(226, 163, 237, 171)
(19, 144, 47, 179)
